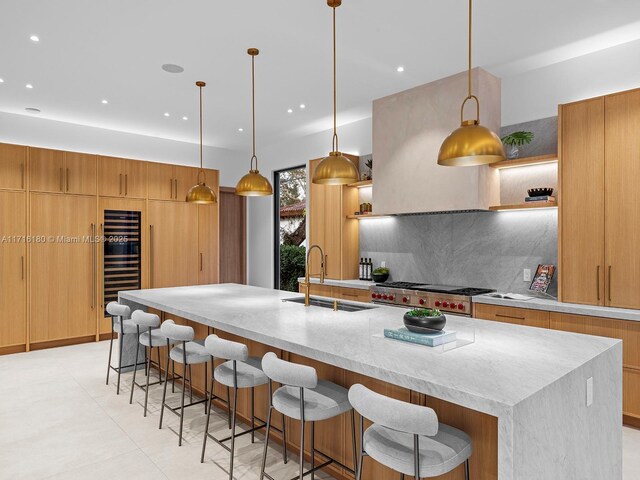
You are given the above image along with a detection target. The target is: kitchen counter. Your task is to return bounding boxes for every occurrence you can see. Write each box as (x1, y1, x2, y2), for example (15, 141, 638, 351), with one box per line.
(120, 284, 622, 479)
(474, 293, 640, 322)
(297, 277, 374, 290)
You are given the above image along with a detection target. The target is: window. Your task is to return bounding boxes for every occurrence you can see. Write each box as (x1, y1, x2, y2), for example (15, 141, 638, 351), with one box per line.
(273, 165, 307, 291)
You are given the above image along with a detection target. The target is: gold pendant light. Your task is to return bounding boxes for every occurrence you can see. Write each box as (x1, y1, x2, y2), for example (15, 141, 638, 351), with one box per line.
(437, 0, 505, 167)
(186, 81, 217, 204)
(236, 48, 273, 196)
(312, 0, 359, 185)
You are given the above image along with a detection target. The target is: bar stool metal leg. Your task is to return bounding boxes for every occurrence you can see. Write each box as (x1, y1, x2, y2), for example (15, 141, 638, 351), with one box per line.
(251, 386, 256, 443)
(178, 342, 187, 446)
(159, 340, 171, 429)
(351, 409, 357, 475)
(282, 412, 288, 463)
(106, 322, 114, 385)
(356, 413, 364, 480)
(129, 327, 141, 405)
(229, 361, 238, 480)
(413, 434, 420, 480)
(143, 346, 152, 416)
(299, 387, 305, 480)
(188, 364, 193, 403)
(117, 332, 125, 395)
(311, 421, 315, 480)
(171, 360, 176, 393)
(226, 386, 232, 428)
(204, 361, 208, 414)
(464, 459, 470, 480)
(201, 360, 216, 463)
(260, 382, 274, 480)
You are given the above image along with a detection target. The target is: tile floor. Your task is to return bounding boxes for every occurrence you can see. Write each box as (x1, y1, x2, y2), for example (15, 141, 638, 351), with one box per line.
(0, 340, 638, 479)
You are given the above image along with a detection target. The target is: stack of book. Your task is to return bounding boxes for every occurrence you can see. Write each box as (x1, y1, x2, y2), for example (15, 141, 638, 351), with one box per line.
(525, 195, 556, 204)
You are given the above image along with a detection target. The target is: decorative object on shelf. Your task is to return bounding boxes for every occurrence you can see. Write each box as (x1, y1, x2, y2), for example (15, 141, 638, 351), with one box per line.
(372, 267, 389, 283)
(527, 187, 554, 198)
(402, 308, 447, 333)
(501, 131, 534, 159)
(364, 157, 373, 180)
(186, 81, 217, 204)
(236, 48, 273, 197)
(312, 0, 359, 185)
(529, 264, 556, 294)
(437, 0, 505, 167)
(358, 202, 372, 214)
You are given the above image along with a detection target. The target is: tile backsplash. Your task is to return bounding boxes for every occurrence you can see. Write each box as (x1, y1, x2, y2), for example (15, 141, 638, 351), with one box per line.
(359, 209, 558, 296)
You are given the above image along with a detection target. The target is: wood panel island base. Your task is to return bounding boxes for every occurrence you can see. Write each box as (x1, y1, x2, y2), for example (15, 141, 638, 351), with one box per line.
(120, 284, 622, 480)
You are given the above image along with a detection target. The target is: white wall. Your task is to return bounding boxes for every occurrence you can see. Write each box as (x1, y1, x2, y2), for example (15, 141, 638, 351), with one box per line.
(0, 111, 246, 187)
(246, 117, 372, 288)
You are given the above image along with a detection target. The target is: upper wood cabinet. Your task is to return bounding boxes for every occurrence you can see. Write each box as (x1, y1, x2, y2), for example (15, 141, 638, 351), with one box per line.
(0, 143, 27, 190)
(175, 166, 199, 201)
(0, 191, 27, 348)
(559, 88, 640, 309)
(148, 163, 199, 201)
(604, 89, 640, 310)
(30, 148, 96, 195)
(559, 98, 605, 306)
(308, 157, 359, 280)
(98, 156, 147, 198)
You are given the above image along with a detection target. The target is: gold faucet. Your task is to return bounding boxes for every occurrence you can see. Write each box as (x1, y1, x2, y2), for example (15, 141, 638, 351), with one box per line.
(302, 244, 325, 306)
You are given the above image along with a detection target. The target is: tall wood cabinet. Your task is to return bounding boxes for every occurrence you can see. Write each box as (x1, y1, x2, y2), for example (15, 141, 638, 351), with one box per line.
(29, 194, 97, 344)
(308, 157, 359, 280)
(559, 88, 640, 309)
(0, 192, 27, 350)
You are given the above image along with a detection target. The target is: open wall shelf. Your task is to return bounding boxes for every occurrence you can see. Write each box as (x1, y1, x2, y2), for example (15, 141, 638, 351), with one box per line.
(490, 153, 558, 169)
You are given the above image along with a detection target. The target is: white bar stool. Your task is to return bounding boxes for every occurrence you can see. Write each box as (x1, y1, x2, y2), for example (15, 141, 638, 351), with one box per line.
(128, 310, 177, 417)
(259, 352, 357, 480)
(348, 384, 472, 480)
(200, 335, 287, 480)
(105, 301, 144, 395)
(158, 319, 211, 446)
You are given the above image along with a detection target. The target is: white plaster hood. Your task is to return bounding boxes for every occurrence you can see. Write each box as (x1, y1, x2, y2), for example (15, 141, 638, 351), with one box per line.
(372, 68, 501, 215)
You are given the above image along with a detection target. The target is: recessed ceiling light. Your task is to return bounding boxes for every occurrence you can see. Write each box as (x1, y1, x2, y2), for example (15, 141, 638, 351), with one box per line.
(101, 99, 108, 104)
(30, 35, 40, 42)
(161, 64, 184, 74)
(0, 78, 4, 83)
(299, 104, 306, 109)
(238, 128, 244, 132)
(25, 107, 40, 114)
(396, 66, 405, 72)
(25, 83, 33, 89)
(182, 116, 188, 120)
(164, 112, 170, 117)
(287, 108, 293, 113)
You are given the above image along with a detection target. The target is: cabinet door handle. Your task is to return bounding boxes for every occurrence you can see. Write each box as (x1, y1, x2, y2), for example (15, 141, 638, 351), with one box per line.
(596, 265, 601, 301)
(21, 163, 24, 189)
(119, 173, 123, 195)
(170, 178, 174, 199)
(60, 168, 64, 191)
(91, 223, 96, 309)
(66, 168, 70, 192)
(495, 313, 525, 321)
(174, 179, 178, 199)
(125, 174, 128, 196)
(150, 225, 154, 288)
(608, 266, 612, 302)
(200, 253, 203, 272)
(21, 256, 24, 280)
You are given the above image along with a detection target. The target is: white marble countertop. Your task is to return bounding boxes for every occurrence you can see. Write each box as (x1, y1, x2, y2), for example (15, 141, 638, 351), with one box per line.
(474, 293, 640, 322)
(297, 277, 374, 290)
(120, 284, 617, 415)
(120, 284, 622, 479)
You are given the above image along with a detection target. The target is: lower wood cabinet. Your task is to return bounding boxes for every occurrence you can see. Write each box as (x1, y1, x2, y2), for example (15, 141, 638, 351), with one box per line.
(0, 191, 27, 352)
(299, 282, 372, 303)
(473, 304, 550, 328)
(29, 194, 97, 345)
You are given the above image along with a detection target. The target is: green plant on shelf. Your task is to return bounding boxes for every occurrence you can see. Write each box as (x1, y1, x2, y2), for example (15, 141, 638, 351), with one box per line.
(501, 131, 534, 146)
(406, 308, 443, 317)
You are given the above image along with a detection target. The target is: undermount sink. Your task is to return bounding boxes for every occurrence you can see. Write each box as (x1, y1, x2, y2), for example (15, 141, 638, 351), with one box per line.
(283, 296, 377, 312)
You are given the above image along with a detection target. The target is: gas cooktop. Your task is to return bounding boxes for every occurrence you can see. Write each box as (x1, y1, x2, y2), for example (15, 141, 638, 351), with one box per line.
(375, 281, 494, 296)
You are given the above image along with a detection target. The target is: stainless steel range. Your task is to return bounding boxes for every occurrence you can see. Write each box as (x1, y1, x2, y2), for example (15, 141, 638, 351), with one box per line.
(369, 281, 494, 316)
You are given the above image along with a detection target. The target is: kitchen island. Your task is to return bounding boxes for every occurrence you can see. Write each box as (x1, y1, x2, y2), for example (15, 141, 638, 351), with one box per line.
(120, 284, 622, 480)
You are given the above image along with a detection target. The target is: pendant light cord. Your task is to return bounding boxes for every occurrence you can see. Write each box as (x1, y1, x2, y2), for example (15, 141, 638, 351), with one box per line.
(467, 0, 472, 99)
(332, 5, 339, 153)
(251, 53, 258, 171)
(198, 83, 204, 183)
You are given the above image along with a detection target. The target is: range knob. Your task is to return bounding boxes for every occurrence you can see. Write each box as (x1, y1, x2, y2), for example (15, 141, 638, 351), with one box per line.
(376, 293, 382, 299)
(382, 294, 388, 300)
(388, 295, 395, 301)
(442, 301, 449, 308)
(371, 293, 376, 299)
(434, 300, 441, 307)
(402, 297, 409, 303)
(419, 298, 425, 305)
(458, 303, 465, 310)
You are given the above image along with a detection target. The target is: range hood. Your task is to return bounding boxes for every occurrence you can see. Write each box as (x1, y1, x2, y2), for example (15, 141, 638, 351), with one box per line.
(372, 68, 501, 215)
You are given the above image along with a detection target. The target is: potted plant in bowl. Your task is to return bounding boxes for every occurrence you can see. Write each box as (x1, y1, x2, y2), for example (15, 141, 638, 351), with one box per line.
(403, 308, 446, 333)
(372, 267, 389, 283)
(500, 131, 534, 159)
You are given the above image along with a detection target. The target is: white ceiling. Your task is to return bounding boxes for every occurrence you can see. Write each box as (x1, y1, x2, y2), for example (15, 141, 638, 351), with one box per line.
(1, 0, 639, 152)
